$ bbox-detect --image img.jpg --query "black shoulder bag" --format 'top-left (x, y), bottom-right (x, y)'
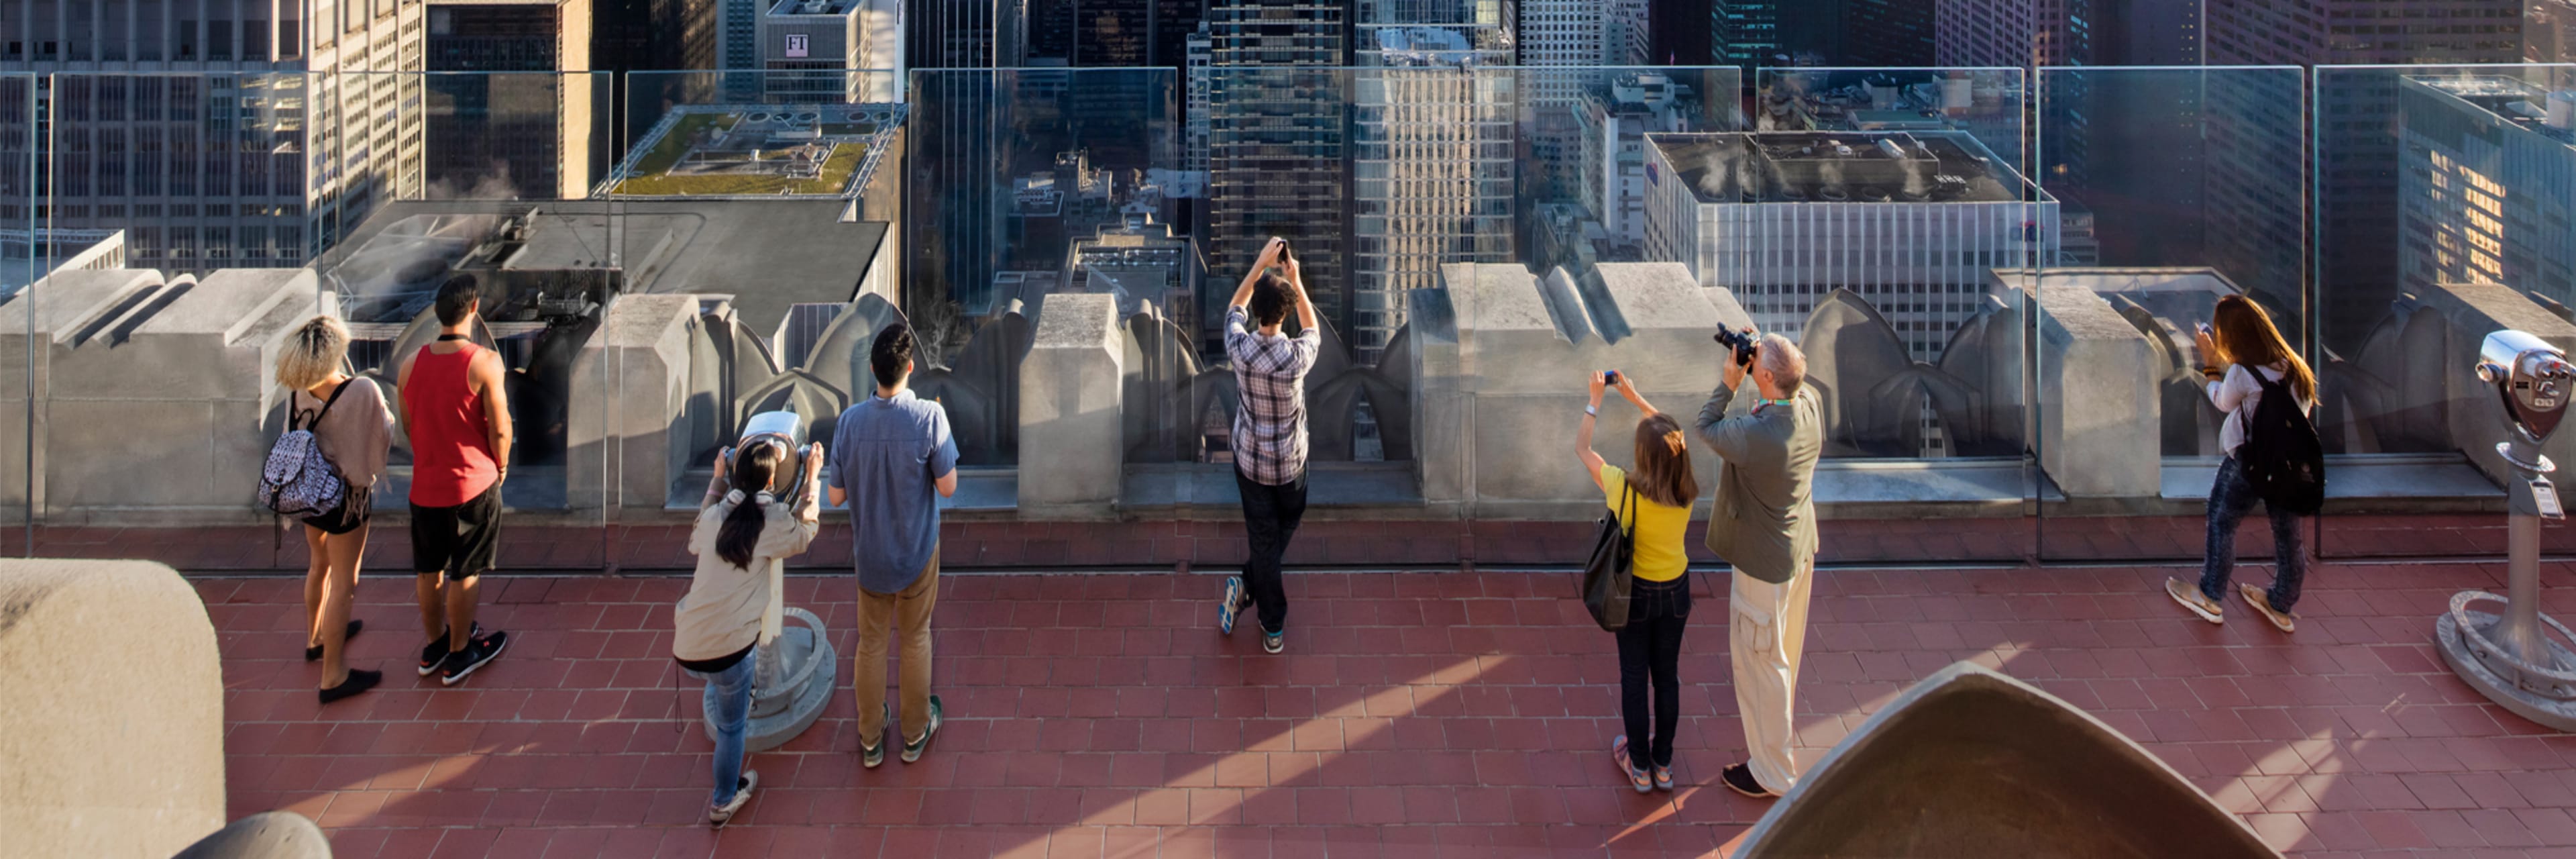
top-left (1580, 483), bottom-right (1638, 632)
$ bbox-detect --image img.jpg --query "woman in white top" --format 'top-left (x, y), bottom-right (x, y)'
top-left (673, 439), bottom-right (822, 827)
top-left (2167, 295), bottom-right (2315, 634)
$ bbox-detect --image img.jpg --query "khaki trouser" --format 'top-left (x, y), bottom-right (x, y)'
top-left (1731, 561), bottom-right (1813, 793)
top-left (856, 549), bottom-right (939, 749)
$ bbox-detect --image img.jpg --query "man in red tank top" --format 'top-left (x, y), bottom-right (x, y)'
top-left (398, 274), bottom-right (515, 687)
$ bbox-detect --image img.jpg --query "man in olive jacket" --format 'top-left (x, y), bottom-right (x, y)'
top-left (1695, 330), bottom-right (1823, 799)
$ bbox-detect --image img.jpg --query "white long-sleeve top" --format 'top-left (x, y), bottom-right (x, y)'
top-left (2208, 362), bottom-right (2314, 456)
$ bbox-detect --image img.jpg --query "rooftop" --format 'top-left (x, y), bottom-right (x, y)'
top-left (1649, 131), bottom-right (2032, 205)
top-left (2408, 74), bottom-right (2576, 146)
top-left (767, 0), bottom-right (867, 15)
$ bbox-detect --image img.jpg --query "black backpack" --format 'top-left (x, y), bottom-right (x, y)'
top-left (2238, 366), bottom-right (2324, 515)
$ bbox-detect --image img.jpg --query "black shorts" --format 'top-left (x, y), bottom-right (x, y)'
top-left (411, 485), bottom-right (502, 580)
top-left (303, 487), bottom-right (371, 536)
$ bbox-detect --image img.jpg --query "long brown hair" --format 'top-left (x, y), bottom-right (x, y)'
top-left (715, 444), bottom-right (782, 568)
top-left (1629, 413), bottom-right (1699, 508)
top-left (2210, 295), bottom-right (2314, 402)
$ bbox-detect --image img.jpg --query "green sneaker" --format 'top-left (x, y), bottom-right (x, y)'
top-left (859, 703), bottom-right (889, 769)
top-left (901, 695), bottom-right (944, 764)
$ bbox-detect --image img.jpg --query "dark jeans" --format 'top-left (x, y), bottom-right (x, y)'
top-left (2200, 456), bottom-right (2306, 613)
top-left (1615, 575), bottom-right (1692, 769)
top-left (1236, 468), bottom-right (1308, 635)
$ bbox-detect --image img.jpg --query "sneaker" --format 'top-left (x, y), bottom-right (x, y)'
top-left (1720, 763), bottom-right (1780, 799)
top-left (2164, 578), bottom-right (2223, 625)
top-left (1262, 627), bottom-right (1285, 654)
top-left (1653, 764), bottom-right (1675, 792)
top-left (860, 704), bottom-right (889, 769)
top-left (317, 668), bottom-right (381, 704)
top-left (900, 696), bottom-right (944, 764)
top-left (418, 622), bottom-right (478, 676)
top-left (1611, 736), bottom-right (1652, 794)
top-left (2237, 583), bottom-right (2298, 634)
top-left (1217, 576), bottom-right (1248, 635)
top-left (706, 771), bottom-right (758, 827)
top-left (307, 619), bottom-right (363, 662)
top-left (438, 629), bottom-right (509, 687)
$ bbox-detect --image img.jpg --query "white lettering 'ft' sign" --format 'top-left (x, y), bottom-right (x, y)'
top-left (785, 34), bottom-right (810, 58)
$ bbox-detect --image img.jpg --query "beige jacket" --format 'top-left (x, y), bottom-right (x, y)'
top-left (672, 474), bottom-right (821, 662)
top-left (1695, 380), bottom-right (1823, 584)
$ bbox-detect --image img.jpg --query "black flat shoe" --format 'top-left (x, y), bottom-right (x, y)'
top-left (319, 668), bottom-right (382, 704)
top-left (305, 619), bottom-right (364, 662)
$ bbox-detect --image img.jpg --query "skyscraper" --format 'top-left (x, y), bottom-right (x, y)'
top-left (1933, 0), bottom-right (2090, 67)
top-left (1205, 0), bottom-right (1352, 346)
top-left (1845, 0), bottom-right (1937, 66)
top-left (2397, 75), bottom-right (2576, 307)
top-left (2528, 0), bottom-right (2576, 62)
top-left (4, 0), bottom-right (427, 274)
top-left (2204, 0), bottom-right (2526, 351)
top-left (1352, 21), bottom-right (1516, 361)
top-left (425, 0), bottom-right (598, 200)
top-left (906, 0), bottom-right (1010, 318)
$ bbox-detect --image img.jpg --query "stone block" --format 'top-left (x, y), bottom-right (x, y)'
top-left (0, 559), bottom-right (224, 858)
top-left (569, 294), bottom-right (700, 511)
top-left (1426, 262), bottom-right (1735, 515)
top-left (1018, 293), bottom-right (1124, 517)
top-left (2034, 283), bottom-right (2161, 498)
top-left (2416, 283), bottom-right (2576, 487)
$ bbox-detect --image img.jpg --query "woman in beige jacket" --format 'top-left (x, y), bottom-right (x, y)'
top-left (673, 438), bottom-right (822, 826)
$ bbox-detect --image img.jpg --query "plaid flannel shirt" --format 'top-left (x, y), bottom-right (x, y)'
top-left (1224, 305), bottom-right (1321, 485)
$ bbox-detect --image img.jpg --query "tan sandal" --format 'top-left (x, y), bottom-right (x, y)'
top-left (2165, 578), bottom-right (2222, 624)
top-left (2237, 583), bottom-right (2296, 634)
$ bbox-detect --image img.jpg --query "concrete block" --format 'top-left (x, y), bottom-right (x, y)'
top-left (0, 559), bottom-right (224, 858)
top-left (172, 811), bottom-right (332, 859)
top-left (2417, 283), bottom-right (2576, 487)
top-left (2035, 283), bottom-right (2161, 498)
top-left (1018, 293), bottom-right (1123, 517)
top-left (569, 294), bottom-right (700, 511)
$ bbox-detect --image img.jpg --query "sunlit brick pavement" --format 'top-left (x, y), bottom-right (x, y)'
top-left (205, 562), bottom-right (2576, 858)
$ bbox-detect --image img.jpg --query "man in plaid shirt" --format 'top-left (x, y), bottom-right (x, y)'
top-left (1216, 237), bottom-right (1320, 654)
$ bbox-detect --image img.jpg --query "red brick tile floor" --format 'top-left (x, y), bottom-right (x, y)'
top-left (205, 561), bottom-right (2576, 858)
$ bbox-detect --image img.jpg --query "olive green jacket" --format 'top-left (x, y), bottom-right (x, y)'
top-left (1695, 380), bottom-right (1823, 583)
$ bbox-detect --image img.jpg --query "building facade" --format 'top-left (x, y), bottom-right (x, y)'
top-left (1352, 23), bottom-right (1516, 362)
top-left (1204, 0), bottom-right (1352, 349)
top-left (762, 0), bottom-right (903, 102)
top-left (3, 0), bottom-right (427, 275)
top-left (2398, 75), bottom-right (2576, 307)
top-left (1579, 72), bottom-right (1695, 248)
top-left (1645, 131), bottom-right (2059, 361)
top-left (425, 0), bottom-right (596, 200)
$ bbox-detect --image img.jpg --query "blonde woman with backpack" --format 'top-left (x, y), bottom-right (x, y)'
top-left (2167, 295), bottom-right (2316, 634)
top-left (278, 316), bottom-right (396, 703)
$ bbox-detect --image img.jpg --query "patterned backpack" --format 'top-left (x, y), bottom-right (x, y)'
top-left (257, 381), bottom-right (354, 517)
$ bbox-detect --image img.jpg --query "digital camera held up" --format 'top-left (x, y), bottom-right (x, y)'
top-left (1712, 326), bottom-right (1758, 368)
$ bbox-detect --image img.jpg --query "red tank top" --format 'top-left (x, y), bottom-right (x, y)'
top-left (403, 342), bottom-right (500, 507)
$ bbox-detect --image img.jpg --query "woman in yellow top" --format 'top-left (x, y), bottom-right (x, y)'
top-left (1578, 368), bottom-right (1701, 794)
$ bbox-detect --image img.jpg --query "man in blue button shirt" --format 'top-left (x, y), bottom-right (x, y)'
top-left (827, 323), bottom-right (960, 769)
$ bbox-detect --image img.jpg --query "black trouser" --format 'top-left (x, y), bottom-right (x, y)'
top-left (1616, 575), bottom-right (1693, 770)
top-left (1236, 468), bottom-right (1308, 635)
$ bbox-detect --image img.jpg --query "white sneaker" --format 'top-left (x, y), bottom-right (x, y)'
top-left (707, 770), bottom-right (758, 827)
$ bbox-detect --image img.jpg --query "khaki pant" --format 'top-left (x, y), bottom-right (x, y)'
top-left (1731, 562), bottom-right (1813, 793)
top-left (856, 550), bottom-right (939, 749)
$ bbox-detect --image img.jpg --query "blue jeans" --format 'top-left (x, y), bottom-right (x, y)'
top-left (688, 646), bottom-right (758, 807)
top-left (2200, 456), bottom-right (2305, 613)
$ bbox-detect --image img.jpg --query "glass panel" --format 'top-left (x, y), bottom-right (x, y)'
top-left (0, 73), bottom-right (32, 558)
top-left (2313, 64), bottom-right (2576, 559)
top-left (34, 72), bottom-right (325, 568)
top-left (1745, 68), bottom-right (2037, 564)
top-left (2031, 66), bottom-right (2308, 562)
top-left (619, 69), bottom-right (917, 572)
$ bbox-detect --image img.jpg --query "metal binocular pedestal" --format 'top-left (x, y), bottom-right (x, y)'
top-left (2437, 330), bottom-right (2576, 731)
top-left (702, 411), bottom-right (839, 752)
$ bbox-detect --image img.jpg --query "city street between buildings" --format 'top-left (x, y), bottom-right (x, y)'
top-left (206, 562), bottom-right (2576, 858)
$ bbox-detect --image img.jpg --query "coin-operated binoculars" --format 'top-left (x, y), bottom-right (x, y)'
top-left (2437, 330), bottom-right (2576, 729)
top-left (702, 410), bottom-right (839, 751)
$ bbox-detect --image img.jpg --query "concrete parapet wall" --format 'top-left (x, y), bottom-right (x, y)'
top-left (1019, 293), bottom-right (1124, 518)
top-left (0, 558), bottom-right (224, 856)
top-left (2034, 282), bottom-right (2161, 498)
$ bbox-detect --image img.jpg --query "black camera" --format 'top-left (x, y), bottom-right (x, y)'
top-left (1713, 327), bottom-right (1758, 368)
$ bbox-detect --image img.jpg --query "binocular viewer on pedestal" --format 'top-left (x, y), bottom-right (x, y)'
top-left (2439, 330), bottom-right (2576, 730)
top-left (699, 410), bottom-right (839, 752)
